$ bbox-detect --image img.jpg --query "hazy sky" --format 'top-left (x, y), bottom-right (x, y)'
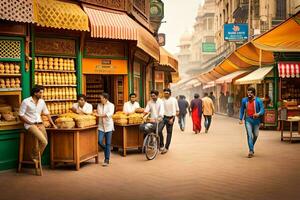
top-left (159, 0), bottom-right (204, 55)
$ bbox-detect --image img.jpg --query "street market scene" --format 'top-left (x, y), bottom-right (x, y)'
top-left (0, 0), bottom-right (300, 200)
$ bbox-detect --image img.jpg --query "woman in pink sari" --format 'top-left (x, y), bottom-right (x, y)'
top-left (189, 93), bottom-right (203, 134)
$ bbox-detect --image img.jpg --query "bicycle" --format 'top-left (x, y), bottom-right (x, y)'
top-left (142, 119), bottom-right (161, 160)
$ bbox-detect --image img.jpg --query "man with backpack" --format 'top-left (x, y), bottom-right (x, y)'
top-left (239, 87), bottom-right (265, 158)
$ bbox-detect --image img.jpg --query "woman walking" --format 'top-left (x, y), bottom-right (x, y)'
top-left (189, 93), bottom-right (203, 134)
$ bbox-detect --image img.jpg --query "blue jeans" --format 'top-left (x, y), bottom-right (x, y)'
top-left (178, 114), bottom-right (186, 130)
top-left (245, 119), bottom-right (259, 152)
top-left (98, 131), bottom-right (112, 161)
top-left (204, 115), bottom-right (212, 130)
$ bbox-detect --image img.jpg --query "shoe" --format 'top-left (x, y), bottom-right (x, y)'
top-left (161, 148), bottom-right (168, 154)
top-left (159, 147), bottom-right (164, 151)
top-left (205, 129), bottom-right (208, 133)
top-left (102, 160), bottom-right (109, 167)
top-left (247, 152), bottom-right (254, 158)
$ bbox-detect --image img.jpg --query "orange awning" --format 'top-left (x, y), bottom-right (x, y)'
top-left (252, 11), bottom-right (300, 52)
top-left (83, 5), bottom-right (159, 60)
top-left (158, 47), bottom-right (178, 72)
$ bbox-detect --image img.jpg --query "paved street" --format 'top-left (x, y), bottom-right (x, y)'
top-left (1, 115), bottom-right (300, 200)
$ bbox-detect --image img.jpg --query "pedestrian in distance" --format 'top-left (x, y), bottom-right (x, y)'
top-left (202, 92), bottom-right (215, 133)
top-left (177, 95), bottom-right (189, 132)
top-left (189, 93), bottom-right (203, 134)
top-left (239, 87), bottom-right (265, 158)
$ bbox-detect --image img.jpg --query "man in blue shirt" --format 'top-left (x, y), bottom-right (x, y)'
top-left (239, 87), bottom-right (265, 158)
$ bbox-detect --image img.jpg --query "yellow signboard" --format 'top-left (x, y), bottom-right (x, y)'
top-left (82, 58), bottom-right (128, 75)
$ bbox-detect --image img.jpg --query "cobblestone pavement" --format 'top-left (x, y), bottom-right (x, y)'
top-left (1, 115), bottom-right (300, 200)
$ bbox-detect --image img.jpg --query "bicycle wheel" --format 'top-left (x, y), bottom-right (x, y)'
top-left (144, 133), bottom-right (159, 160)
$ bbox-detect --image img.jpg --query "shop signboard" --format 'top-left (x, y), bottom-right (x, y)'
top-left (224, 23), bottom-right (248, 41)
top-left (264, 109), bottom-right (277, 126)
top-left (202, 42), bottom-right (216, 53)
top-left (82, 58), bottom-right (128, 75)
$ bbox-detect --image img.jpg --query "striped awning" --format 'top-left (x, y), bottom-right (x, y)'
top-left (278, 62), bottom-right (300, 78)
top-left (215, 70), bottom-right (249, 84)
top-left (203, 81), bottom-right (215, 89)
top-left (235, 66), bottom-right (273, 85)
top-left (83, 5), bottom-right (159, 60)
top-left (158, 47), bottom-right (178, 72)
top-left (0, 0), bottom-right (34, 23)
top-left (33, 0), bottom-right (89, 31)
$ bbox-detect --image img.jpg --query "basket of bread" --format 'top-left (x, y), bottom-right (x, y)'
top-left (55, 117), bottom-right (75, 129)
top-left (128, 113), bottom-right (144, 124)
top-left (57, 112), bottom-right (97, 128)
top-left (112, 111), bottom-right (129, 125)
top-left (0, 102), bottom-right (21, 129)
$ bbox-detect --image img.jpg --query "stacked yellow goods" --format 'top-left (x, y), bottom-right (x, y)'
top-left (43, 87), bottom-right (76, 100)
top-left (47, 102), bottom-right (73, 115)
top-left (35, 57), bottom-right (75, 71)
top-left (0, 78), bottom-right (21, 88)
top-left (74, 115), bottom-right (97, 128)
top-left (112, 111), bottom-right (128, 125)
top-left (55, 117), bottom-right (75, 129)
top-left (128, 113), bottom-right (144, 124)
top-left (59, 112), bottom-right (96, 128)
top-left (0, 62), bottom-right (20, 74)
top-left (34, 72), bottom-right (76, 85)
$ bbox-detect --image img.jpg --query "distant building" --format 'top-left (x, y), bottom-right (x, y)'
top-left (177, 31), bottom-right (192, 79)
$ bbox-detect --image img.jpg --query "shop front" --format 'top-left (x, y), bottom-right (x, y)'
top-left (0, 0), bottom-right (34, 170)
top-left (277, 61), bottom-right (300, 132)
top-left (215, 70), bottom-right (250, 117)
top-left (82, 41), bottom-right (129, 111)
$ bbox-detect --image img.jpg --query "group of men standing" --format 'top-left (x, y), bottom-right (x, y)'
top-left (19, 84), bottom-right (264, 173)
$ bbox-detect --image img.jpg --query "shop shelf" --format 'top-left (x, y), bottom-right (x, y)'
top-left (44, 99), bottom-right (76, 102)
top-left (0, 88), bottom-right (22, 92)
top-left (42, 85), bottom-right (77, 87)
top-left (0, 74), bottom-right (21, 77)
top-left (35, 69), bottom-right (76, 73)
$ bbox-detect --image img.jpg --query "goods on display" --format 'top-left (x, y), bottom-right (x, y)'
top-left (112, 111), bottom-right (129, 125)
top-left (34, 72), bottom-right (76, 85)
top-left (47, 102), bottom-right (73, 115)
top-left (43, 87), bottom-right (77, 100)
top-left (33, 56), bottom-right (78, 116)
top-left (135, 108), bottom-right (144, 113)
top-left (34, 57), bottom-right (75, 71)
top-left (0, 62), bottom-right (21, 89)
top-left (55, 117), bottom-right (75, 129)
top-left (59, 112), bottom-right (97, 128)
top-left (113, 111), bottom-right (144, 125)
top-left (128, 113), bottom-right (144, 124)
top-left (0, 100), bottom-right (21, 128)
top-left (86, 75), bottom-right (104, 108)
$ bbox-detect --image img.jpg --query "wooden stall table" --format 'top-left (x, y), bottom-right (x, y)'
top-left (112, 123), bottom-right (143, 156)
top-left (280, 117), bottom-right (300, 143)
top-left (47, 125), bottom-right (98, 170)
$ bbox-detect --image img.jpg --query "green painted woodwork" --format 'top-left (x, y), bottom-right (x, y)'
top-left (0, 130), bottom-right (20, 171)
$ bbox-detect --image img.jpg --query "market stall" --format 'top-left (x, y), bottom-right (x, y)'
top-left (112, 111), bottom-right (144, 156)
top-left (278, 61), bottom-right (300, 135)
top-left (48, 113), bottom-right (98, 170)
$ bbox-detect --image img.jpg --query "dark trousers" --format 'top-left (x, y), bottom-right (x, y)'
top-left (158, 116), bottom-right (174, 150)
top-left (204, 115), bottom-right (212, 130)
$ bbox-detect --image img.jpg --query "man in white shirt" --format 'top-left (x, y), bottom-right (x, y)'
top-left (19, 85), bottom-right (56, 163)
top-left (140, 90), bottom-right (164, 140)
top-left (159, 88), bottom-right (179, 154)
top-left (72, 94), bottom-right (93, 115)
top-left (144, 90), bottom-right (164, 122)
top-left (123, 93), bottom-right (140, 114)
top-left (95, 93), bottom-right (115, 167)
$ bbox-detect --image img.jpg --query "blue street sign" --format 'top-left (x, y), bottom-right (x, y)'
top-left (224, 24), bottom-right (248, 41)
